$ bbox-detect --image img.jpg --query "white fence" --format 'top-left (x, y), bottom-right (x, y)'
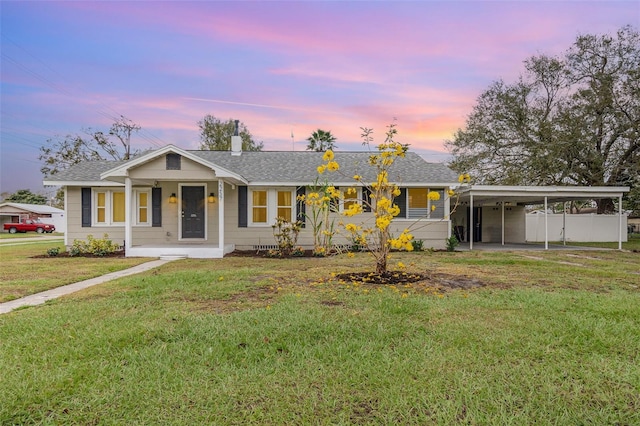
top-left (526, 213), bottom-right (627, 242)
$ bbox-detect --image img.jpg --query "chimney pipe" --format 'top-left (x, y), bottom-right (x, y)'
top-left (231, 120), bottom-right (242, 155)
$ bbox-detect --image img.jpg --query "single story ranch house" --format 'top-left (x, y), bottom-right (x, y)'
top-left (44, 143), bottom-right (629, 257)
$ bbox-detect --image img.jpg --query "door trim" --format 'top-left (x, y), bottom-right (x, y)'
top-left (178, 183), bottom-right (208, 241)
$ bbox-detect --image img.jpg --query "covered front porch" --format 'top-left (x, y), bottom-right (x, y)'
top-left (98, 145), bottom-right (248, 259)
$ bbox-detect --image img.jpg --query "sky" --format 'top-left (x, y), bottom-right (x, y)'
top-left (1, 1), bottom-right (638, 198)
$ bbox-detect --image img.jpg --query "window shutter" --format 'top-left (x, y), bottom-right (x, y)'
top-left (396, 188), bottom-right (407, 219)
top-left (362, 187), bottom-right (372, 212)
top-left (81, 187), bottom-right (91, 227)
top-left (238, 186), bottom-right (248, 227)
top-left (152, 187), bottom-right (162, 227)
top-left (296, 186), bottom-right (306, 227)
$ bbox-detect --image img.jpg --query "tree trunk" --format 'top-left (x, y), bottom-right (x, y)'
top-left (596, 198), bottom-right (616, 214)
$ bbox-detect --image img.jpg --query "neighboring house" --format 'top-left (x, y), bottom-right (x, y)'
top-left (0, 202), bottom-right (66, 233)
top-left (44, 144), bottom-right (460, 258)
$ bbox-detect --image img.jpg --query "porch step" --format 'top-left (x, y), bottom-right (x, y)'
top-left (159, 254), bottom-right (188, 260)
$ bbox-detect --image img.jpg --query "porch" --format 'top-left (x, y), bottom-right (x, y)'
top-left (126, 243), bottom-right (236, 259)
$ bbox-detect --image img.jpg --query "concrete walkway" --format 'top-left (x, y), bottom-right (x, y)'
top-left (0, 259), bottom-right (174, 315)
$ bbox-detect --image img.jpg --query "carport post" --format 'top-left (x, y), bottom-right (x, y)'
top-left (619, 194), bottom-right (623, 250)
top-left (501, 201), bottom-right (505, 246)
top-left (469, 194), bottom-right (474, 250)
top-left (544, 196), bottom-right (548, 250)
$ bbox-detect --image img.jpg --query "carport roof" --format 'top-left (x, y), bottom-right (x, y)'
top-left (456, 185), bottom-right (630, 206)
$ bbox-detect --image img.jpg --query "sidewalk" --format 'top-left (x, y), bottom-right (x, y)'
top-left (0, 259), bottom-right (174, 315)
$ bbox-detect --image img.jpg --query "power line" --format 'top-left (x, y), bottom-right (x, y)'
top-left (1, 35), bottom-right (167, 149)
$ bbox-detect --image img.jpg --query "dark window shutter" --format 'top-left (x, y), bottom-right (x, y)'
top-left (296, 186), bottom-right (306, 227)
top-left (362, 187), bottom-right (372, 212)
top-left (396, 188), bottom-right (407, 219)
top-left (152, 187), bottom-right (162, 227)
top-left (238, 186), bottom-right (248, 227)
top-left (81, 187), bottom-right (91, 227)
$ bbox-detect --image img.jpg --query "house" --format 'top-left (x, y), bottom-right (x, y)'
top-left (0, 202), bottom-right (66, 233)
top-left (44, 144), bottom-right (460, 258)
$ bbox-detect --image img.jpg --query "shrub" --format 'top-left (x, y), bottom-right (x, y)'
top-left (445, 236), bottom-right (459, 252)
top-left (271, 217), bottom-right (302, 257)
top-left (46, 247), bottom-right (60, 257)
top-left (411, 239), bottom-right (425, 252)
top-left (69, 234), bottom-right (120, 257)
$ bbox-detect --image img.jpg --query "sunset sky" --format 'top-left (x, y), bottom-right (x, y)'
top-left (1, 1), bottom-right (637, 196)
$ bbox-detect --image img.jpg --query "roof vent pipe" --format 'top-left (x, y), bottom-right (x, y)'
top-left (231, 120), bottom-right (242, 156)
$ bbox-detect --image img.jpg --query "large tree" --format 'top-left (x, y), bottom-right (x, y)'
top-left (39, 116), bottom-right (141, 177)
top-left (306, 129), bottom-right (337, 151)
top-left (198, 115), bottom-right (263, 151)
top-left (446, 26), bottom-right (640, 213)
top-left (5, 189), bottom-right (48, 205)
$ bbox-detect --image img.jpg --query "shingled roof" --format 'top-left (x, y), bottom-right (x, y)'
top-left (45, 150), bottom-right (459, 186)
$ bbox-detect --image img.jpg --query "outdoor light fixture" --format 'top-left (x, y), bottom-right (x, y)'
top-left (169, 193), bottom-right (177, 203)
top-left (208, 192), bottom-right (217, 203)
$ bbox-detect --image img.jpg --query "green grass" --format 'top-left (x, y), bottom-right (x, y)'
top-left (549, 233), bottom-right (640, 251)
top-left (0, 231), bottom-right (64, 239)
top-left (1, 250), bottom-right (639, 424)
top-left (0, 242), bottom-right (152, 302)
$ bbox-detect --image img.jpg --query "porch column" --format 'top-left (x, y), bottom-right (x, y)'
top-left (469, 194), bottom-right (474, 250)
top-left (619, 194), bottom-right (623, 250)
top-left (218, 180), bottom-right (225, 253)
top-left (124, 177), bottom-right (132, 251)
top-left (544, 196), bottom-right (548, 250)
top-left (445, 191), bottom-right (451, 239)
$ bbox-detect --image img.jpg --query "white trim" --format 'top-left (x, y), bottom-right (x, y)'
top-left (44, 181), bottom-right (122, 187)
top-left (100, 145), bottom-right (247, 184)
top-left (124, 178), bottom-right (132, 251)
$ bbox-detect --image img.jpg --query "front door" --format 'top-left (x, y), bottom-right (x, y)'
top-left (182, 186), bottom-right (205, 239)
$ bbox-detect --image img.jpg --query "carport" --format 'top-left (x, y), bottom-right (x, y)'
top-left (455, 186), bottom-right (630, 250)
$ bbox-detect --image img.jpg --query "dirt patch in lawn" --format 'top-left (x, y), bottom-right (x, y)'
top-left (334, 271), bottom-right (485, 290)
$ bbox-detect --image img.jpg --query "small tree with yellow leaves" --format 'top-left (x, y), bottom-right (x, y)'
top-left (317, 123), bottom-right (449, 275)
top-left (296, 177), bottom-right (340, 256)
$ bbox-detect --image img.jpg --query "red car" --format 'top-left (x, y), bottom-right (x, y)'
top-left (3, 219), bottom-right (56, 234)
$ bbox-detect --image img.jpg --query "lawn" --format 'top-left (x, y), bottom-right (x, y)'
top-left (1, 246), bottom-right (638, 424)
top-left (0, 241), bottom-right (151, 302)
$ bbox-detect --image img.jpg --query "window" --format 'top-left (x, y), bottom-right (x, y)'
top-left (112, 192), bottom-right (125, 223)
top-left (343, 187), bottom-right (360, 211)
top-left (252, 190), bottom-right (268, 224)
top-left (408, 188), bottom-right (428, 219)
top-left (93, 188), bottom-right (151, 226)
top-left (277, 190), bottom-right (292, 222)
top-left (249, 189), bottom-right (295, 226)
top-left (94, 190), bottom-right (125, 225)
top-left (166, 153), bottom-right (181, 170)
top-left (135, 189), bottom-right (151, 225)
top-left (96, 192), bottom-right (106, 223)
top-left (405, 188), bottom-right (445, 219)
